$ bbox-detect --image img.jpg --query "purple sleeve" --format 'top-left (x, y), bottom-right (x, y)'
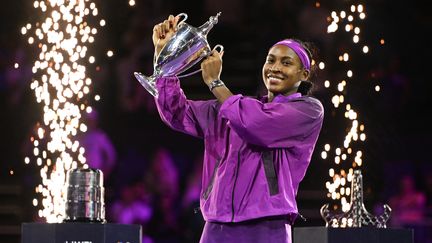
top-left (219, 94), bottom-right (323, 148)
top-left (154, 77), bottom-right (218, 138)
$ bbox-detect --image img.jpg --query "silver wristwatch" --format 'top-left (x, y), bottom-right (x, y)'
top-left (208, 79), bottom-right (225, 91)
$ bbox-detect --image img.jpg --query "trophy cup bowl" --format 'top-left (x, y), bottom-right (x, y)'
top-left (134, 12), bottom-right (224, 97)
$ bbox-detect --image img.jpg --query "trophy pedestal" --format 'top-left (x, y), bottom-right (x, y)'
top-left (293, 226), bottom-right (413, 243)
top-left (21, 222), bottom-right (142, 243)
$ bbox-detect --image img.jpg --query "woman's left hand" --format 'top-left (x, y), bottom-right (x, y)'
top-left (201, 50), bottom-right (224, 86)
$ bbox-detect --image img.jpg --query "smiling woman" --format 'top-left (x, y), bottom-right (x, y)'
top-left (146, 13), bottom-right (324, 243)
top-left (262, 39), bottom-right (318, 101)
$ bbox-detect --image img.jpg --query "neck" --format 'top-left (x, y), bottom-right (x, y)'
top-left (267, 93), bottom-right (274, 102)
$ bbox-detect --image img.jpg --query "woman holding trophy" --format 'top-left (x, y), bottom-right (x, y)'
top-left (150, 14), bottom-right (324, 243)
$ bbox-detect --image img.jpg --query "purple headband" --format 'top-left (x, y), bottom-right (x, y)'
top-left (273, 39), bottom-right (311, 71)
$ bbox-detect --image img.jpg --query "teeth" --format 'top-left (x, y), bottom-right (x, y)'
top-left (267, 75), bottom-right (283, 80)
top-left (268, 77), bottom-right (282, 82)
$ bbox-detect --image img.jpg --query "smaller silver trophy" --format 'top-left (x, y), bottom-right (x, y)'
top-left (134, 12), bottom-right (224, 97)
top-left (320, 170), bottom-right (391, 228)
top-left (64, 168), bottom-right (106, 223)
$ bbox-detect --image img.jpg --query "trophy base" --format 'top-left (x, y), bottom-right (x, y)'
top-left (134, 72), bottom-right (158, 97)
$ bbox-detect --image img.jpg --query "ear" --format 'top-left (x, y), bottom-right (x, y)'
top-left (301, 69), bottom-right (310, 81)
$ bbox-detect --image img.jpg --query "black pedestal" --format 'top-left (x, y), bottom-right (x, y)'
top-left (293, 226), bottom-right (413, 243)
top-left (21, 222), bottom-right (142, 243)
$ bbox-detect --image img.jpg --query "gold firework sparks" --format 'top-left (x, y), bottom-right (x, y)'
top-left (322, 3), bottom-right (375, 218)
top-left (22, 0), bottom-right (104, 223)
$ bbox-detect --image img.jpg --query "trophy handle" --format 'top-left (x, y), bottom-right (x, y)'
top-left (176, 13), bottom-right (188, 26)
top-left (212, 44), bottom-right (224, 53)
top-left (177, 44), bottom-right (225, 78)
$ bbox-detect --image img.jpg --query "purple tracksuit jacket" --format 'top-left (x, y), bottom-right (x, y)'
top-left (155, 77), bottom-right (324, 224)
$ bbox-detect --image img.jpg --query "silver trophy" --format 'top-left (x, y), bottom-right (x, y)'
top-left (64, 168), bottom-right (106, 223)
top-left (134, 12), bottom-right (224, 97)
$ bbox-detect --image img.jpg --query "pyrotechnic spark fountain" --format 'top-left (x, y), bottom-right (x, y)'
top-left (22, 0), bottom-right (105, 223)
top-left (320, 2), bottom-right (380, 219)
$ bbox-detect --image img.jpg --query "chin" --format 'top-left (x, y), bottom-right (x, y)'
top-left (268, 87), bottom-right (282, 94)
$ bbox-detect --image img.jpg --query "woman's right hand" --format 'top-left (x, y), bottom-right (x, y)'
top-left (153, 15), bottom-right (180, 57)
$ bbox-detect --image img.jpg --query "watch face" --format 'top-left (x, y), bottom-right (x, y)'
top-left (209, 80), bottom-right (224, 91)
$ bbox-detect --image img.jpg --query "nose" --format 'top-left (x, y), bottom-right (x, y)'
top-left (269, 63), bottom-right (281, 72)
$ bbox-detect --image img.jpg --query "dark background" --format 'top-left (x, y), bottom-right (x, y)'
top-left (1, 0), bottom-right (431, 242)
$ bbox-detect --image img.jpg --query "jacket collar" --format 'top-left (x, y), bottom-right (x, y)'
top-left (261, 93), bottom-right (302, 103)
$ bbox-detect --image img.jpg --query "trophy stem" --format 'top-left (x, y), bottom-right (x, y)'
top-left (134, 72), bottom-right (158, 97)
